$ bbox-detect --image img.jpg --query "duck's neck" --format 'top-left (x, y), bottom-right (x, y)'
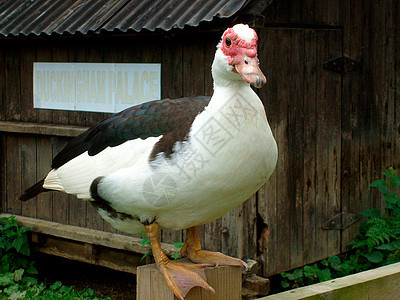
top-left (208, 49), bottom-right (262, 112)
top-left (208, 79), bottom-right (257, 113)
top-left (211, 48), bottom-right (247, 88)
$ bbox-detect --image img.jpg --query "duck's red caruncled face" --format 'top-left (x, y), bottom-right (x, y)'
top-left (220, 26), bottom-right (266, 88)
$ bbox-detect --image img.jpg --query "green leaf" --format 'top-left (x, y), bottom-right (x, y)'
top-left (50, 281), bottom-right (62, 290)
top-left (393, 208), bottom-right (400, 217)
top-left (21, 276), bottom-right (37, 285)
top-left (327, 255), bottom-right (341, 266)
top-left (13, 269), bottom-right (24, 282)
top-left (281, 280), bottom-right (290, 288)
top-left (20, 226), bottom-right (31, 234)
top-left (4, 241), bottom-right (13, 252)
top-left (26, 264), bottom-right (38, 275)
top-left (286, 272), bottom-right (295, 280)
top-left (19, 242), bottom-right (30, 256)
top-left (303, 265), bottom-right (317, 280)
top-left (173, 242), bottom-right (184, 248)
top-left (84, 288), bottom-right (95, 296)
top-left (370, 179), bottom-right (386, 188)
top-left (303, 265), bottom-right (315, 273)
top-left (12, 237), bottom-right (23, 253)
top-left (320, 259), bottom-right (328, 266)
top-left (360, 209), bottom-right (381, 218)
top-left (378, 187), bottom-right (390, 196)
top-left (141, 250), bottom-right (151, 261)
top-left (0, 273), bottom-right (14, 287)
top-left (288, 268), bottom-right (303, 280)
top-left (376, 242), bottom-right (396, 251)
top-left (384, 195), bottom-right (398, 204)
top-left (171, 252), bottom-right (180, 260)
top-left (364, 250), bottom-right (384, 263)
top-left (382, 168), bottom-right (396, 177)
top-left (141, 238), bottom-right (150, 247)
top-left (336, 262), bottom-right (353, 275)
top-left (3, 284), bottom-right (20, 296)
top-left (392, 175), bottom-right (400, 186)
top-left (316, 268), bottom-right (331, 281)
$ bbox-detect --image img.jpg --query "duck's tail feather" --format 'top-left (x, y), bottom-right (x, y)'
top-left (19, 179), bottom-right (50, 202)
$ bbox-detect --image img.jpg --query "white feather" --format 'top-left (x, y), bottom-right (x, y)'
top-left (43, 137), bottom-right (161, 199)
top-left (232, 24), bottom-right (256, 43)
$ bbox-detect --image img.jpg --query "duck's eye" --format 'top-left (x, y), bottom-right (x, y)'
top-left (225, 38), bottom-right (232, 47)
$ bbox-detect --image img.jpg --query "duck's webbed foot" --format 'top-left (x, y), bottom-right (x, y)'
top-left (180, 226), bottom-right (248, 269)
top-left (144, 223), bottom-right (215, 299)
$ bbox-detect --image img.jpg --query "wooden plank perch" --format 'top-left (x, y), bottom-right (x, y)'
top-left (1, 214), bottom-right (179, 274)
top-left (137, 261), bottom-right (242, 300)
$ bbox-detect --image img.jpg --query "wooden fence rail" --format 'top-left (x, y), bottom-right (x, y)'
top-left (260, 262), bottom-right (400, 300)
top-left (0, 121), bottom-right (87, 137)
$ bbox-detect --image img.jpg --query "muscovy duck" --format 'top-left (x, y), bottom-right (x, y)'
top-left (20, 24), bottom-right (278, 299)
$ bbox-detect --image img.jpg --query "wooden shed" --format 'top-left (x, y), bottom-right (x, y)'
top-left (0, 0), bottom-right (399, 280)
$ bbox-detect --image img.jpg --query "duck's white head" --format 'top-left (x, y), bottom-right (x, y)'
top-left (212, 24), bottom-right (266, 88)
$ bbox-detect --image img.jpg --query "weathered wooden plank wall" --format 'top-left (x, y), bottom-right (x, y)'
top-left (256, 0), bottom-right (400, 276)
top-left (257, 27), bottom-right (342, 275)
top-left (0, 0), bottom-right (399, 278)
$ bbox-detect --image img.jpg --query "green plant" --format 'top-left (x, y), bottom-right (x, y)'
top-left (0, 216), bottom-right (37, 298)
top-left (0, 216), bottom-right (37, 278)
top-left (0, 216), bottom-right (111, 299)
top-left (140, 235), bottom-right (151, 261)
top-left (171, 242), bottom-right (185, 260)
top-left (139, 234), bottom-right (185, 260)
top-left (369, 167), bottom-right (400, 216)
top-left (281, 261), bottom-right (334, 289)
top-left (350, 167), bottom-right (400, 265)
top-left (280, 168), bottom-right (400, 290)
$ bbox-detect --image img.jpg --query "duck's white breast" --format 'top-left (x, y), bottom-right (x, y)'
top-left (99, 85), bottom-right (277, 230)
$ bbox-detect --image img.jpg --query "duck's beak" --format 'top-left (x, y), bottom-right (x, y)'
top-left (234, 56), bottom-right (266, 88)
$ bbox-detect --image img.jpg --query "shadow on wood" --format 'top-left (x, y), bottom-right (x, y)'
top-left (137, 261), bottom-right (242, 300)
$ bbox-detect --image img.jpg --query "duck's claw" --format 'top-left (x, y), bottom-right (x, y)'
top-left (181, 226), bottom-right (248, 270)
top-left (158, 261), bottom-right (215, 299)
top-left (187, 249), bottom-right (248, 270)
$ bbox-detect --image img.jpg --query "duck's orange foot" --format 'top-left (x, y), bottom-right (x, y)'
top-left (159, 261), bottom-right (215, 300)
top-left (182, 248), bottom-right (248, 269)
top-left (144, 223), bottom-right (215, 299)
top-left (180, 226), bottom-right (248, 269)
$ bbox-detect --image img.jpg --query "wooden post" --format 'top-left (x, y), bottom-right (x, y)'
top-left (137, 262), bottom-right (242, 300)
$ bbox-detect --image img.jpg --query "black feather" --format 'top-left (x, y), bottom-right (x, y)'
top-left (19, 179), bottom-right (49, 202)
top-left (20, 96), bottom-right (210, 202)
top-left (51, 96), bottom-right (211, 169)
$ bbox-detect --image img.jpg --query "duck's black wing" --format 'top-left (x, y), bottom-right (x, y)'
top-left (20, 96), bottom-right (211, 201)
top-left (51, 96), bottom-right (211, 168)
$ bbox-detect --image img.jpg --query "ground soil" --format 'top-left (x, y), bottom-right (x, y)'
top-left (34, 253), bottom-right (136, 299)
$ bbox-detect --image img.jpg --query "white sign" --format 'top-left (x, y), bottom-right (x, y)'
top-left (33, 63), bottom-right (161, 113)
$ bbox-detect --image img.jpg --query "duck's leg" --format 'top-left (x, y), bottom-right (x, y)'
top-left (144, 223), bottom-right (215, 299)
top-left (180, 226), bottom-right (248, 268)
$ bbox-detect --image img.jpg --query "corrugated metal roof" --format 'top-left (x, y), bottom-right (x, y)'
top-left (0, 0), bottom-right (251, 37)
